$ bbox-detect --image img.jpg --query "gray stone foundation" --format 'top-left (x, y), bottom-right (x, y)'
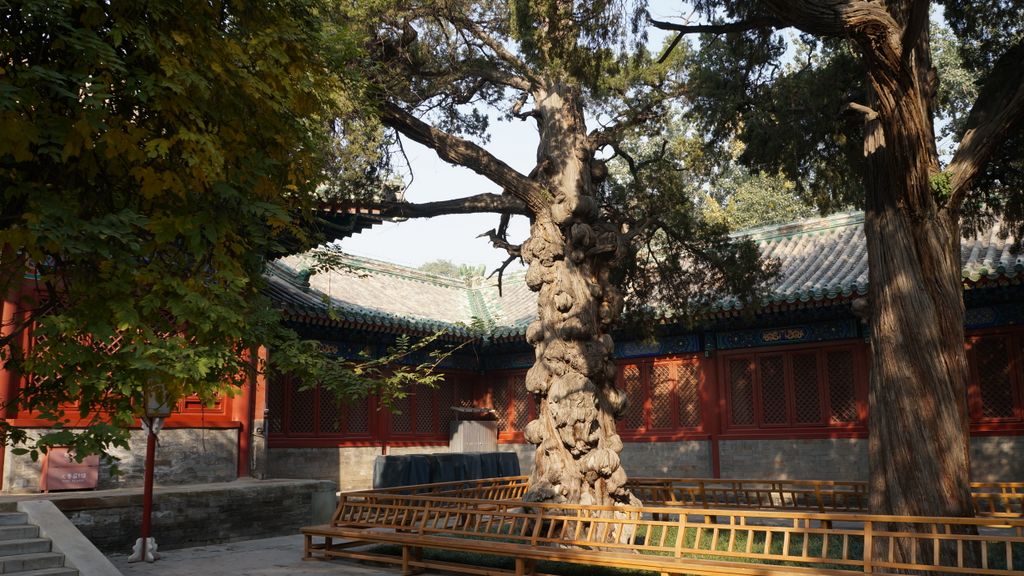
top-left (3, 428), bottom-right (238, 493)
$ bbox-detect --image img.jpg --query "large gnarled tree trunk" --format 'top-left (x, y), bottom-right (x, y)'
top-left (519, 82), bottom-right (637, 512)
top-left (381, 80), bottom-right (640, 518)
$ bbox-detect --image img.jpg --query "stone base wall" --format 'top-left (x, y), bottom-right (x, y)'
top-left (268, 445), bottom-right (446, 491)
top-left (620, 441), bottom-right (712, 477)
top-left (971, 436), bottom-right (1024, 481)
top-left (263, 435), bottom-right (1023, 492)
top-left (51, 479), bottom-right (336, 552)
top-left (3, 428), bottom-right (238, 493)
top-left (718, 438), bottom-right (868, 480)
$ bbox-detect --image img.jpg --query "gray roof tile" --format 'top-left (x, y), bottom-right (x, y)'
top-left (268, 211), bottom-right (1021, 338)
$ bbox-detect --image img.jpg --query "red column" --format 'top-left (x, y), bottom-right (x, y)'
top-left (700, 351), bottom-right (722, 478)
top-left (231, 348), bottom-right (259, 478)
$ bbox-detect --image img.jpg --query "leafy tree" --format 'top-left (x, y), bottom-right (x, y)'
top-left (418, 260), bottom-right (487, 279)
top-left (651, 0), bottom-right (1024, 564)
top-left (0, 0), bottom-right (376, 460)
top-left (342, 0), bottom-right (774, 519)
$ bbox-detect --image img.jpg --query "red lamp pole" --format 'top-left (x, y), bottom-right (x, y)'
top-left (129, 383), bottom-right (171, 563)
top-left (140, 425), bottom-right (157, 561)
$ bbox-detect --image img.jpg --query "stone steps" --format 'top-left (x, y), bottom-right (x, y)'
top-left (0, 512), bottom-right (77, 576)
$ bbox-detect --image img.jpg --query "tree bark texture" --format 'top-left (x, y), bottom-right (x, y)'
top-left (517, 82), bottom-right (641, 525)
top-left (757, 0), bottom-right (984, 569)
top-left (855, 4), bottom-right (978, 569)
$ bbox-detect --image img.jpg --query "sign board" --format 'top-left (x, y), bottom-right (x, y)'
top-left (40, 447), bottom-right (99, 492)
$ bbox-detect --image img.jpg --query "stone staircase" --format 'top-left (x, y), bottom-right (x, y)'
top-left (0, 506), bottom-right (77, 576)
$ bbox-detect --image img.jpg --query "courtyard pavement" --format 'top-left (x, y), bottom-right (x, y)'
top-left (108, 534), bottom-right (401, 576)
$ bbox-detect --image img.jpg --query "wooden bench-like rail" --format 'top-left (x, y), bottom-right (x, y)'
top-left (351, 476), bottom-right (1024, 518)
top-left (303, 490), bottom-right (1024, 576)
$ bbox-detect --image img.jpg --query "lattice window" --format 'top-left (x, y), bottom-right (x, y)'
top-left (975, 336), bottom-right (1016, 419)
top-left (650, 364), bottom-right (675, 429)
top-left (267, 377), bottom-right (284, 433)
top-left (344, 395), bottom-right (370, 433)
top-left (493, 378), bottom-right (511, 432)
top-left (390, 392), bottom-right (412, 434)
top-left (290, 386), bottom-right (316, 434)
top-left (511, 373), bottom-right (531, 432)
top-left (729, 359), bottom-right (754, 425)
top-left (438, 380), bottom-right (458, 436)
top-left (677, 363), bottom-right (701, 428)
top-left (622, 365), bottom-right (645, 429)
top-left (318, 387), bottom-right (342, 433)
top-left (414, 389), bottom-right (434, 434)
top-left (759, 356), bottom-right (787, 425)
top-left (793, 353), bottom-right (822, 424)
top-left (827, 351), bottom-right (858, 423)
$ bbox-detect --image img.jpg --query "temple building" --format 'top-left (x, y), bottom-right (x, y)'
top-left (264, 210), bottom-right (1024, 489)
top-left (1, 210), bottom-right (1022, 492)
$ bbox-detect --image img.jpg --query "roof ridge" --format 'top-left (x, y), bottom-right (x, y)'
top-left (319, 250), bottom-right (472, 289)
top-left (736, 210), bottom-right (864, 242)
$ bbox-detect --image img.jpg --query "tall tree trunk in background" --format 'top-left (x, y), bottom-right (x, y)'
top-left (859, 9), bottom-right (977, 567)
top-left (519, 82), bottom-right (640, 514)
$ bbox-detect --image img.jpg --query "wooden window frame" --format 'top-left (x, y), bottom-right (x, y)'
top-left (967, 327), bottom-right (1024, 432)
top-left (615, 355), bottom-right (706, 441)
top-left (718, 340), bottom-right (868, 437)
top-left (492, 370), bottom-right (535, 444)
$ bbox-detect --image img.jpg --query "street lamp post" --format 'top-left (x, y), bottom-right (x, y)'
top-left (127, 384), bottom-right (173, 563)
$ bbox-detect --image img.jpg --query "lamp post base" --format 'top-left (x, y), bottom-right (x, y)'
top-left (127, 537), bottom-right (160, 563)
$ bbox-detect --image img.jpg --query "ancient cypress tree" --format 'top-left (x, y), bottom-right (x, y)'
top-left (652, 0), bottom-right (1024, 563)
top-left (350, 1), bottom-right (771, 512)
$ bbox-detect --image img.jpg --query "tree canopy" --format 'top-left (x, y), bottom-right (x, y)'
top-left (0, 0), bottom-right (366, 458)
top-left (331, 0), bottom-right (779, 515)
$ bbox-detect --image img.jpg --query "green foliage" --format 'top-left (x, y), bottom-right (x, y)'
top-left (702, 171), bottom-right (817, 231)
top-left (418, 260), bottom-right (486, 279)
top-left (681, 3), bottom-right (1023, 233)
top-left (687, 32), bottom-right (865, 212)
top-left (0, 0), bottom-right (375, 458)
top-left (270, 331), bottom-right (464, 411)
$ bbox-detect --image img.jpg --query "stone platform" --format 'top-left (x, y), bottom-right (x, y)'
top-left (0, 478), bottom-right (337, 553)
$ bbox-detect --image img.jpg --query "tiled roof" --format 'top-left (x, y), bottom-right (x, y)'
top-left (266, 252), bottom-right (537, 339)
top-left (267, 211), bottom-right (1022, 339)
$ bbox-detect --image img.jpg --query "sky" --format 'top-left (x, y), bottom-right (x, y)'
top-left (339, 3), bottom-right (683, 271)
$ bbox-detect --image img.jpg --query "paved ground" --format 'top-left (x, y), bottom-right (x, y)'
top-left (108, 534), bottom-right (400, 576)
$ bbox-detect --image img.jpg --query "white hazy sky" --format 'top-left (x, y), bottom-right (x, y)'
top-left (340, 3), bottom-right (682, 271)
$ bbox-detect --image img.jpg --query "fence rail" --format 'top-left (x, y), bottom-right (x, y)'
top-left (345, 476), bottom-right (1024, 518)
top-left (306, 485), bottom-right (1024, 576)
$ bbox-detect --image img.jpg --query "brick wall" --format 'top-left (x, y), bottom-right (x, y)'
top-left (52, 479), bottom-right (336, 552)
top-left (3, 428), bottom-right (238, 493)
top-left (971, 436), bottom-right (1024, 481)
top-left (718, 438), bottom-right (867, 480)
top-left (268, 445), bottom-right (445, 491)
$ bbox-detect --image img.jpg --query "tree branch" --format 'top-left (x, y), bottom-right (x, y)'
top-left (380, 103), bottom-right (549, 213)
top-left (649, 15), bottom-right (785, 64)
top-left (457, 15), bottom-right (539, 88)
top-left (946, 40), bottom-right (1024, 210)
top-left (648, 15), bottom-right (784, 35)
top-left (899, 0), bottom-right (930, 64)
top-left (381, 193), bottom-right (530, 219)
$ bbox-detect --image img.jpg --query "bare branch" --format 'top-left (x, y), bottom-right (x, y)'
top-left (842, 101), bottom-right (879, 120)
top-left (946, 40), bottom-right (1024, 209)
top-left (648, 15), bottom-right (784, 35)
top-left (380, 103), bottom-right (549, 212)
top-left (478, 220), bottom-right (523, 297)
top-left (649, 15), bottom-right (784, 63)
top-left (382, 193), bottom-right (530, 219)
